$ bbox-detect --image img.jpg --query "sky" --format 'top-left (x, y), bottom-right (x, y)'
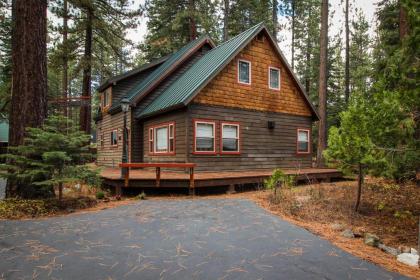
top-left (126, 0), bottom-right (380, 64)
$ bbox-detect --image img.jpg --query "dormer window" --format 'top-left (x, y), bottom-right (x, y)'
top-left (238, 60), bottom-right (251, 85)
top-left (102, 87), bottom-right (112, 110)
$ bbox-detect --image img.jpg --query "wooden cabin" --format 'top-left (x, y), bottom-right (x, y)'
top-left (96, 23), bottom-right (338, 191)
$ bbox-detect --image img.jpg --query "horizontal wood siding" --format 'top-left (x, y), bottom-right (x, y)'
top-left (143, 109), bottom-right (188, 163)
top-left (96, 109), bottom-right (132, 167)
top-left (187, 104), bottom-right (312, 172)
top-left (193, 34), bottom-right (313, 117)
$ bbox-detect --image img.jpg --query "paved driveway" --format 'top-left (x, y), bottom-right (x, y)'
top-left (0, 199), bottom-right (409, 279)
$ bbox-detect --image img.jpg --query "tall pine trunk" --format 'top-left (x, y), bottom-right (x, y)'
top-left (80, 8), bottom-right (93, 135)
top-left (272, 0), bottom-right (278, 41)
top-left (344, 0), bottom-right (350, 104)
top-left (188, 0), bottom-right (197, 41)
top-left (223, 0), bottom-right (229, 41)
top-left (62, 0), bottom-right (68, 117)
top-left (316, 0), bottom-right (328, 168)
top-left (291, 0), bottom-right (295, 70)
top-left (399, 1), bottom-right (408, 40)
top-left (8, 0), bottom-right (48, 197)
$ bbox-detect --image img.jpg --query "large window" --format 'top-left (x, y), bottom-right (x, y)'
top-left (221, 122), bottom-right (240, 154)
top-left (194, 121), bottom-right (215, 153)
top-left (238, 60), bottom-right (251, 85)
top-left (111, 130), bottom-right (118, 146)
top-left (297, 129), bottom-right (310, 154)
top-left (148, 122), bottom-right (175, 155)
top-left (269, 67), bottom-right (280, 90)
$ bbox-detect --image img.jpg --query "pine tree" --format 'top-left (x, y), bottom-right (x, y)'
top-left (0, 0), bottom-right (11, 119)
top-left (0, 115), bottom-right (98, 199)
top-left (141, 0), bottom-right (220, 60)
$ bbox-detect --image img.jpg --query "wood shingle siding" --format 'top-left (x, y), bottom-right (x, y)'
top-left (187, 104), bottom-right (312, 172)
top-left (193, 35), bottom-right (312, 117)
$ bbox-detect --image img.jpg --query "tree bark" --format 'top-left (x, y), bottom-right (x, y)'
top-left (305, 33), bottom-right (311, 95)
top-left (344, 0), bottom-right (350, 104)
top-left (316, 0), bottom-right (328, 167)
top-left (7, 0), bottom-right (48, 197)
top-left (80, 7), bottom-right (93, 135)
top-left (58, 182), bottom-right (63, 201)
top-left (188, 0), bottom-right (197, 41)
top-left (223, 0), bottom-right (229, 41)
top-left (272, 0), bottom-right (278, 41)
top-left (354, 163), bottom-right (363, 212)
top-left (399, 1), bottom-right (408, 40)
top-left (291, 0), bottom-right (295, 70)
top-left (62, 0), bottom-right (68, 117)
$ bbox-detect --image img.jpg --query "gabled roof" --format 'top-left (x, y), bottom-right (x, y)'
top-left (136, 23), bottom-right (319, 120)
top-left (108, 35), bottom-right (215, 114)
top-left (97, 55), bottom-right (168, 93)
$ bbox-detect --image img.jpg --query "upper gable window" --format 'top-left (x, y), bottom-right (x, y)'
top-left (102, 87), bottom-right (112, 109)
top-left (269, 67), bottom-right (280, 90)
top-left (238, 60), bottom-right (251, 85)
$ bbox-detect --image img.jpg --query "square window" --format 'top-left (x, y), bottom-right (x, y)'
top-left (238, 60), bottom-right (251, 84)
top-left (269, 67), bottom-right (280, 90)
top-left (149, 122), bottom-right (175, 155)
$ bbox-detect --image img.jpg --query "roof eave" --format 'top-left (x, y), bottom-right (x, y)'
top-left (136, 103), bottom-right (185, 120)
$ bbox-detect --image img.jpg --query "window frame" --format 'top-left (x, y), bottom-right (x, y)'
top-left (237, 59), bottom-right (251, 85)
top-left (296, 128), bottom-right (311, 154)
top-left (193, 119), bottom-right (217, 155)
top-left (220, 122), bottom-right (241, 155)
top-left (110, 129), bottom-right (118, 147)
top-left (102, 87), bottom-right (112, 110)
top-left (148, 122), bottom-right (176, 156)
top-left (268, 66), bottom-right (281, 91)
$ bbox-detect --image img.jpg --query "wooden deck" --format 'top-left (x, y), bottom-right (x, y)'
top-left (101, 167), bottom-right (343, 189)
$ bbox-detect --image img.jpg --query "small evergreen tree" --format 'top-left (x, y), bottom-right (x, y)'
top-left (324, 93), bottom-right (388, 212)
top-left (0, 115), bottom-right (100, 199)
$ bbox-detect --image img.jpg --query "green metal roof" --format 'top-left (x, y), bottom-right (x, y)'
top-left (109, 36), bottom-right (213, 113)
top-left (0, 120), bottom-right (9, 143)
top-left (137, 23), bottom-right (265, 118)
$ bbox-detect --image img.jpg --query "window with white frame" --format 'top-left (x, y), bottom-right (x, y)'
top-left (238, 60), bottom-right (251, 84)
top-left (194, 121), bottom-right (215, 152)
top-left (111, 130), bottom-right (118, 146)
top-left (149, 123), bottom-right (175, 154)
top-left (269, 67), bottom-right (280, 90)
top-left (221, 123), bottom-right (240, 153)
top-left (297, 129), bottom-right (310, 153)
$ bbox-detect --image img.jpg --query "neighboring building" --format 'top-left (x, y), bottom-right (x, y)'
top-left (0, 120), bottom-right (8, 160)
top-left (95, 23), bottom-right (319, 172)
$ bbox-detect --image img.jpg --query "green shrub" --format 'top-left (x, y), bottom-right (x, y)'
top-left (135, 191), bottom-right (146, 200)
top-left (95, 191), bottom-right (105, 199)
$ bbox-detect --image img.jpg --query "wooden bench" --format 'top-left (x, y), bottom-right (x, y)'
top-left (119, 162), bottom-right (197, 190)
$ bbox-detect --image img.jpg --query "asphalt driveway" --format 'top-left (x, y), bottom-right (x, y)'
top-left (0, 199), bottom-right (410, 279)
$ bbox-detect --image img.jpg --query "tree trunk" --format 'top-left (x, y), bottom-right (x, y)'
top-left (354, 163), bottom-right (364, 212)
top-left (188, 0), bottom-right (197, 41)
top-left (223, 0), bottom-right (229, 41)
top-left (399, 1), bottom-right (408, 40)
top-left (344, 0), bottom-right (350, 104)
top-left (316, 0), bottom-right (328, 167)
top-left (7, 0), bottom-right (48, 197)
top-left (291, 0), bottom-right (295, 70)
top-left (80, 7), bottom-right (93, 135)
top-left (305, 33), bottom-right (311, 94)
top-left (62, 0), bottom-right (68, 117)
top-left (58, 182), bottom-right (63, 201)
top-left (272, 0), bottom-right (278, 41)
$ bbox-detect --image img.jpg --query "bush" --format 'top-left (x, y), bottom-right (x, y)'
top-left (95, 191), bottom-right (105, 199)
top-left (135, 191), bottom-right (146, 200)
